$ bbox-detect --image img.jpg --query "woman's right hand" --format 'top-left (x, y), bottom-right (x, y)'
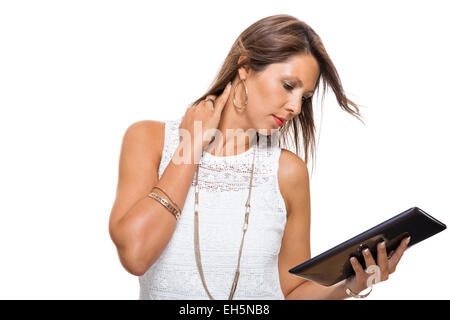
top-left (178, 81), bottom-right (232, 156)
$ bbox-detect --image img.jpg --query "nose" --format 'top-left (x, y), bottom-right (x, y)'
top-left (286, 100), bottom-right (302, 116)
top-left (285, 90), bottom-right (307, 117)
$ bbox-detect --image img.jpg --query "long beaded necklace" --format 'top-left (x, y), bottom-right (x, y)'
top-left (193, 144), bottom-right (257, 300)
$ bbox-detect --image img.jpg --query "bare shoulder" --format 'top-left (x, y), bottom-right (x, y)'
top-left (277, 148), bottom-right (310, 215)
top-left (122, 119), bottom-right (165, 166)
top-left (124, 119), bottom-right (165, 142)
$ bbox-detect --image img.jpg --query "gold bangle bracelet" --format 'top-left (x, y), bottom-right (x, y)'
top-left (345, 285), bottom-right (373, 298)
top-left (151, 186), bottom-right (181, 212)
top-left (148, 192), bottom-right (181, 221)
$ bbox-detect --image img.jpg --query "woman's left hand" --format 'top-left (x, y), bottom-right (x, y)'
top-left (345, 236), bottom-right (411, 295)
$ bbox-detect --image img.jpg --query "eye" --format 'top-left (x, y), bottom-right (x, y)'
top-left (283, 81), bottom-right (312, 103)
top-left (283, 82), bottom-right (294, 91)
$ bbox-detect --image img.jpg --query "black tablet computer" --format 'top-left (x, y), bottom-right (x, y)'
top-left (288, 206), bottom-right (446, 286)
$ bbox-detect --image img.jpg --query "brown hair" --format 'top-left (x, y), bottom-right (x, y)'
top-left (188, 14), bottom-right (365, 168)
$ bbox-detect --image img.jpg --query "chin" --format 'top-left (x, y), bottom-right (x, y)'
top-left (253, 117), bottom-right (281, 136)
top-left (257, 127), bottom-right (279, 136)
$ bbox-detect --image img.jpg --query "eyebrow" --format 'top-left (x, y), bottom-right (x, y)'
top-left (286, 76), bottom-right (315, 94)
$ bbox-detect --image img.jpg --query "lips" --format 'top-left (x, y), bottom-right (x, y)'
top-left (272, 115), bottom-right (286, 127)
top-left (272, 115), bottom-right (284, 127)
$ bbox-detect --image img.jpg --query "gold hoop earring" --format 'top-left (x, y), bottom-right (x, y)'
top-left (233, 78), bottom-right (248, 110)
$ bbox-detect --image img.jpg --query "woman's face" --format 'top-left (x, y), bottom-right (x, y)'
top-left (237, 54), bottom-right (320, 135)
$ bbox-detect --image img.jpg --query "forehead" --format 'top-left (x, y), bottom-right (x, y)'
top-left (263, 54), bottom-right (320, 89)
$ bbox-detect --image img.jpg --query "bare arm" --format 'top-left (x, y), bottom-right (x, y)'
top-left (109, 82), bottom-right (232, 276)
top-left (285, 279), bottom-right (349, 300)
top-left (277, 149), bottom-right (348, 300)
top-left (277, 149), bottom-right (312, 297)
top-left (108, 120), bottom-right (198, 276)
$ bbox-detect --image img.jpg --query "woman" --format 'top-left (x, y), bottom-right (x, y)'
top-left (108, 14), bottom-right (410, 300)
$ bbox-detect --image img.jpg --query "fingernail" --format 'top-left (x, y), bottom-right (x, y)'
top-left (406, 236), bottom-right (411, 244)
top-left (363, 248), bottom-right (369, 255)
top-left (227, 81), bottom-right (231, 89)
top-left (380, 241), bottom-right (385, 248)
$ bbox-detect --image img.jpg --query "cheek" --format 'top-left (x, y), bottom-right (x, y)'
top-left (261, 79), bottom-right (279, 99)
top-left (249, 79), bottom-right (279, 110)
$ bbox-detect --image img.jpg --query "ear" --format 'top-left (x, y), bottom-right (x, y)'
top-left (237, 55), bottom-right (251, 80)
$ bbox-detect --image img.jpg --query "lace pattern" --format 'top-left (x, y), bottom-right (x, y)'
top-left (140, 118), bottom-right (288, 300)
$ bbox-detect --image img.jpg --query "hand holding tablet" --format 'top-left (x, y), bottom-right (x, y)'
top-left (288, 207), bottom-right (446, 295)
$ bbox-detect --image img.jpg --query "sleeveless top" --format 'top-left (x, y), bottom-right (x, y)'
top-left (138, 118), bottom-right (288, 299)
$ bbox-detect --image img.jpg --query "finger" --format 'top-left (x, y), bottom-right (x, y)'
top-left (204, 95), bottom-right (216, 110)
top-left (362, 247), bottom-right (376, 270)
top-left (213, 81), bottom-right (232, 115)
top-left (376, 241), bottom-right (389, 280)
top-left (349, 257), bottom-right (366, 280)
top-left (389, 236), bottom-right (411, 272)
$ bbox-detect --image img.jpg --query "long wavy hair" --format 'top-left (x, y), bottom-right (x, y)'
top-left (188, 14), bottom-right (365, 169)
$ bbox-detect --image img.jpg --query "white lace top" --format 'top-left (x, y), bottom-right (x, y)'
top-left (138, 118), bottom-right (288, 299)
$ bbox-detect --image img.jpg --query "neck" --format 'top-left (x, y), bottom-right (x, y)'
top-left (205, 95), bottom-right (257, 157)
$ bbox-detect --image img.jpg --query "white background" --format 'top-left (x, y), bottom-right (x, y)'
top-left (0, 0), bottom-right (448, 299)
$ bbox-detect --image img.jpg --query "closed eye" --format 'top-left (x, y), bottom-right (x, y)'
top-left (283, 82), bottom-right (312, 103)
top-left (283, 82), bottom-right (294, 91)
